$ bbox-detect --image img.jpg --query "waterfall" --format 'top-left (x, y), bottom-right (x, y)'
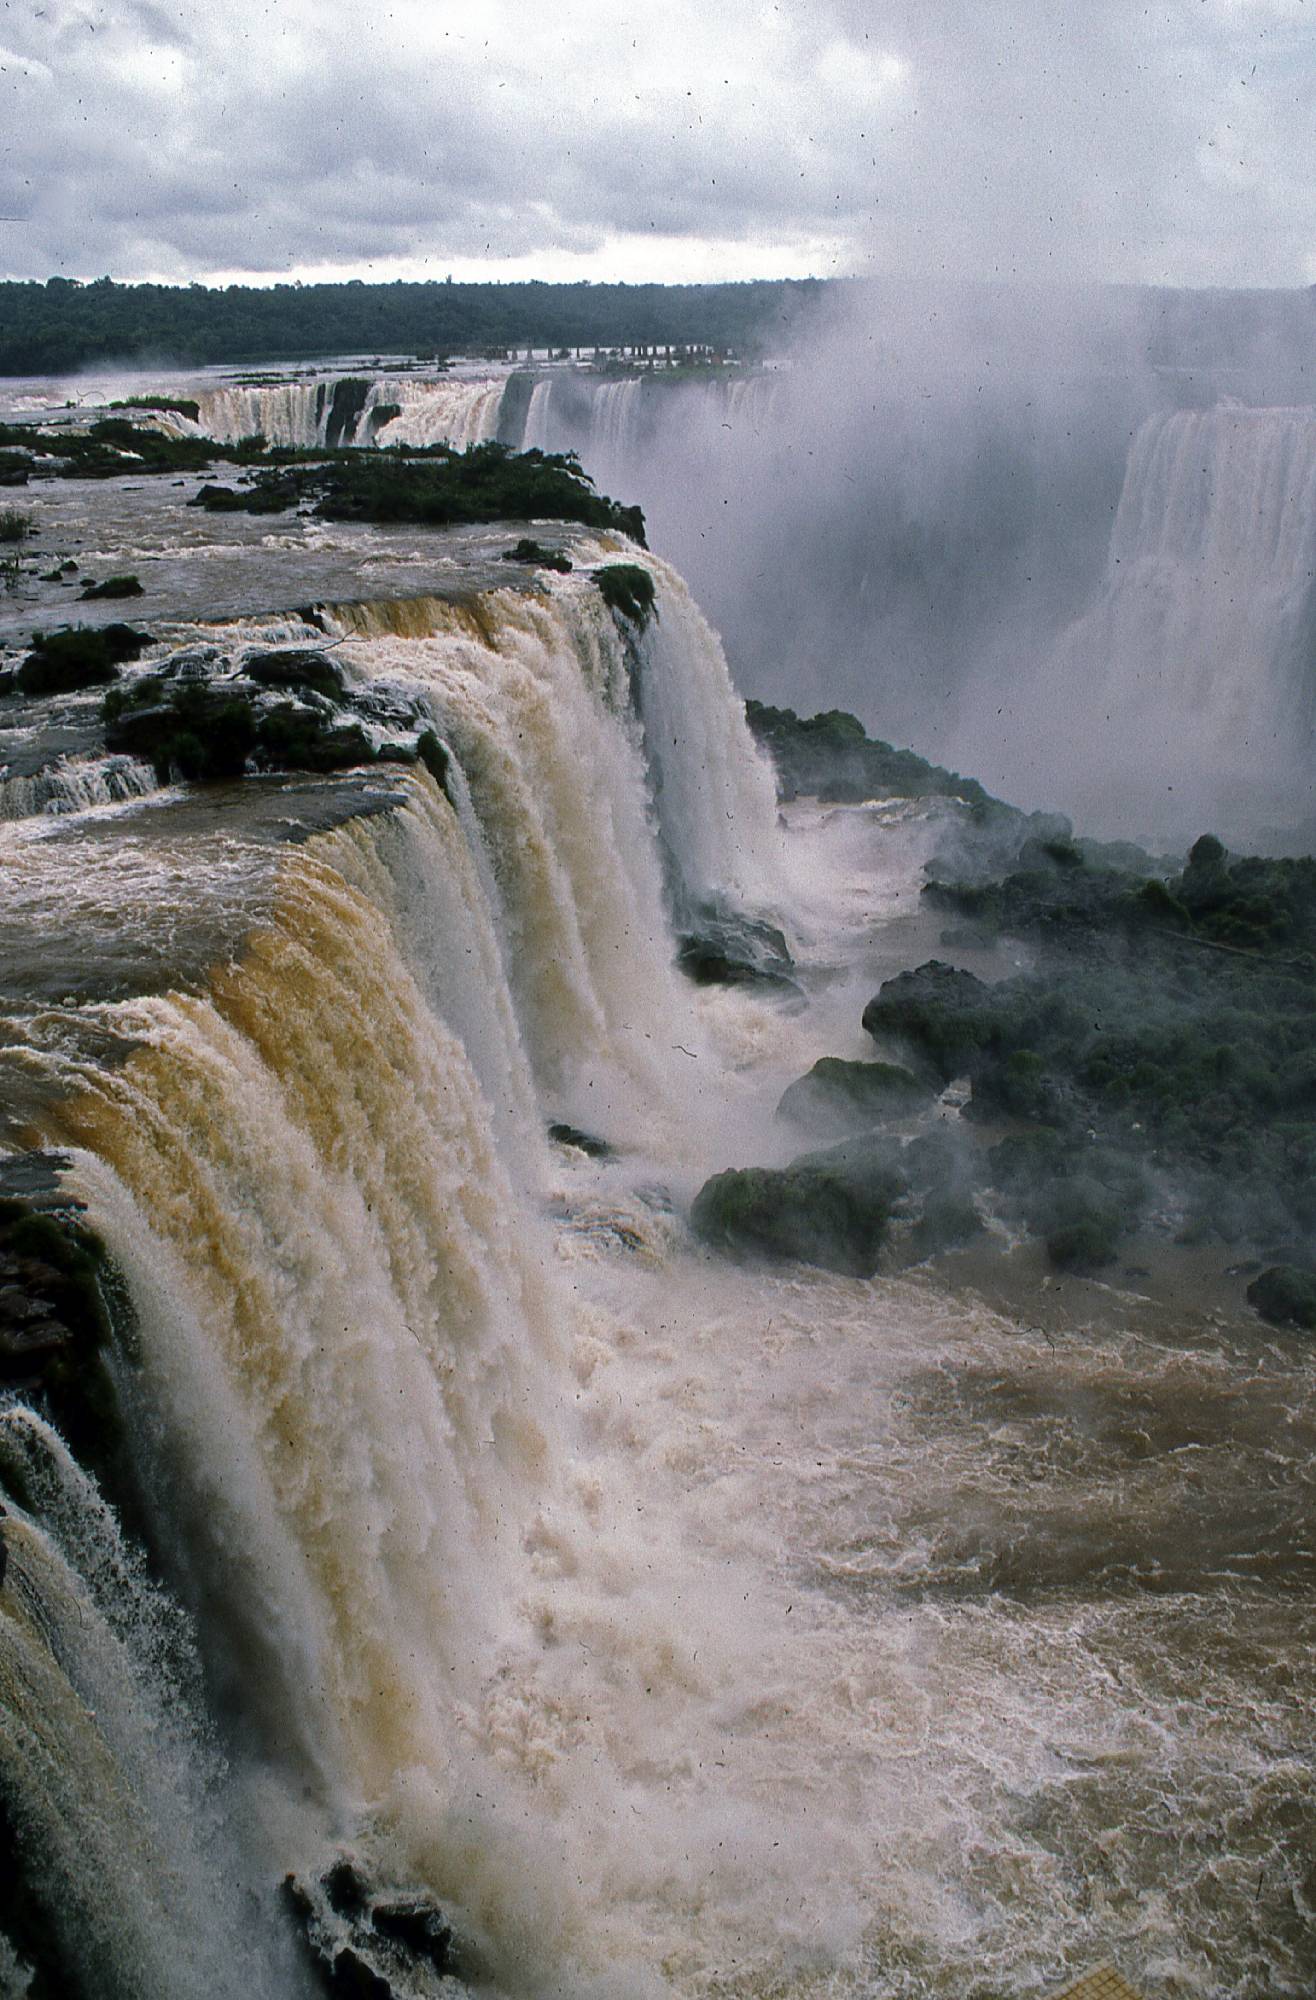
top-left (0, 1408), bottom-right (309, 1999)
top-left (369, 378), bottom-right (508, 450)
top-left (621, 555), bottom-right (786, 916)
top-left (581, 379), bottom-right (643, 491)
top-left (0, 544), bottom-right (805, 1994)
top-left (521, 378), bottom-right (553, 450)
top-left (1043, 404), bottom-right (1316, 836)
top-left (325, 580), bottom-right (707, 1136)
top-left (194, 375), bottom-right (507, 450)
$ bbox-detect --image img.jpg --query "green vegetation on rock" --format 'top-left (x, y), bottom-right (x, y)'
top-left (109, 394), bottom-right (201, 422)
top-left (745, 699), bottom-right (1001, 809)
top-left (501, 537), bottom-right (573, 573)
top-left (594, 563), bottom-right (656, 629)
top-left (692, 1144), bottom-right (907, 1278)
top-left (776, 1057), bottom-right (934, 1136)
top-left (190, 442), bottom-right (646, 544)
top-left (11, 623), bottom-right (149, 695)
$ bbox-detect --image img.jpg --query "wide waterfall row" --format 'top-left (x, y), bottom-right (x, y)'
top-left (184, 367), bottom-right (779, 467)
top-left (0, 553), bottom-right (786, 1996)
top-left (192, 374), bottom-right (509, 450)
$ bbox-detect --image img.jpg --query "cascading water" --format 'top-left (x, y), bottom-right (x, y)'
top-left (1035, 405), bottom-right (1316, 837)
top-left (0, 1408), bottom-right (311, 2000)
top-left (193, 375), bottom-right (509, 451)
top-left (0, 754), bottom-right (156, 821)
top-left (325, 556), bottom-right (787, 1135)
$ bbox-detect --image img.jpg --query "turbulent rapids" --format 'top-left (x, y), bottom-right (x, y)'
top-left (0, 399), bottom-right (1313, 2000)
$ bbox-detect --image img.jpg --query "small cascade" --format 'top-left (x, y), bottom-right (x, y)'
top-left (0, 754), bottom-right (157, 822)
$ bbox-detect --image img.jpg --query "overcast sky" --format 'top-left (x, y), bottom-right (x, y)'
top-left (1, 0), bottom-right (1312, 288)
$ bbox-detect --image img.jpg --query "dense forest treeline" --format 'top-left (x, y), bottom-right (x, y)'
top-left (0, 276), bottom-right (826, 373)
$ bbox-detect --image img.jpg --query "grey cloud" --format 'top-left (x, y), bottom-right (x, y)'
top-left (0, 0), bottom-right (1313, 283)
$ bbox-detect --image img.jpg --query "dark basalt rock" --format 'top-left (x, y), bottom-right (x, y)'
top-left (371, 1898), bottom-right (454, 1975)
top-left (548, 1122), bottom-right (614, 1159)
top-left (189, 482), bottom-right (245, 511)
top-left (328, 1946), bottom-right (391, 1999)
top-left (501, 537), bottom-right (572, 573)
top-left (676, 907), bottom-right (799, 995)
top-left (242, 648), bottom-right (346, 699)
top-left (321, 1858), bottom-right (371, 1918)
top-left (777, 1057), bottom-right (934, 1135)
top-left (78, 573), bottom-right (144, 600)
top-left (0, 1192), bottom-right (134, 1507)
top-left (282, 1860), bottom-right (464, 2000)
top-left (692, 1142), bottom-right (906, 1278)
top-left (1247, 1264), bottom-right (1316, 1331)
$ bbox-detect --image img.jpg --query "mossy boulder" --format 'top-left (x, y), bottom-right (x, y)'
top-left (777, 1057), bottom-right (934, 1136)
top-left (1247, 1264), bottom-right (1316, 1331)
top-left (692, 1142), bottom-right (906, 1277)
top-left (676, 908), bottom-right (797, 993)
top-left (242, 648), bottom-right (346, 699)
top-left (254, 703), bottom-right (373, 774)
top-left (862, 960), bottom-right (1005, 1081)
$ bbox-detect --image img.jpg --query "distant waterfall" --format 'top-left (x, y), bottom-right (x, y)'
top-left (369, 377), bottom-right (507, 449)
top-left (1045, 405), bottom-right (1316, 836)
top-left (521, 377), bottom-right (553, 450)
top-left (195, 374), bottom-right (508, 450)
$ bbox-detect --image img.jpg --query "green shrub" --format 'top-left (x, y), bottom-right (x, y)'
top-left (18, 623), bottom-right (149, 694)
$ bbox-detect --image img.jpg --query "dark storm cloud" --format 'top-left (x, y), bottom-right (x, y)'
top-left (0, 1), bottom-right (1312, 283)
